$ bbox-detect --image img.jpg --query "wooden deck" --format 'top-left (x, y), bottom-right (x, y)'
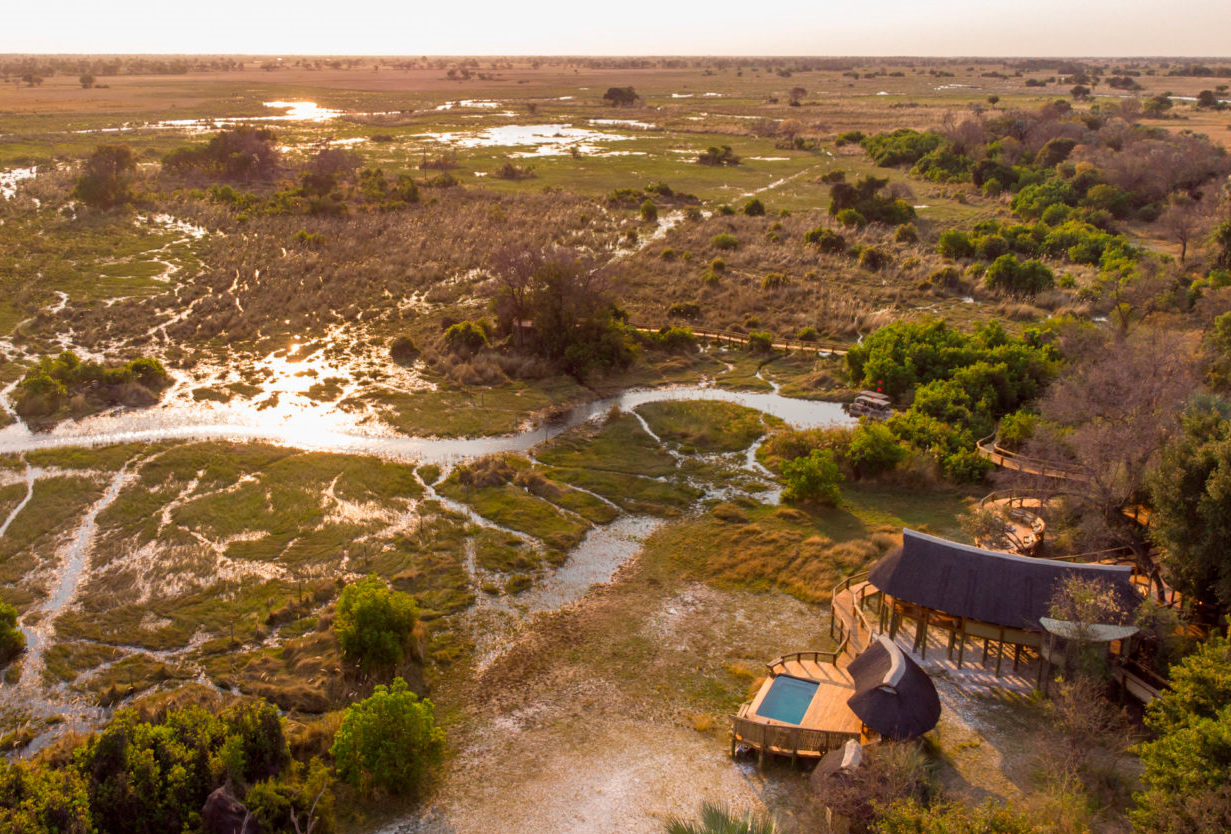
top-left (731, 652), bottom-right (863, 763)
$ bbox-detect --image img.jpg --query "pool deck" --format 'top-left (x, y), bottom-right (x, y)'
top-left (742, 662), bottom-right (861, 735)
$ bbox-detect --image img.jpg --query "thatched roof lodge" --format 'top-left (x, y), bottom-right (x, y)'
top-left (865, 529), bottom-right (1140, 679)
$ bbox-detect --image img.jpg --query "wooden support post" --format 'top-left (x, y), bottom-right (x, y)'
top-left (996, 626), bottom-right (1006, 677)
top-left (1013, 643), bottom-right (1022, 672)
top-left (982, 638), bottom-right (990, 665)
top-left (918, 608), bottom-right (931, 659)
top-left (957, 619), bottom-right (966, 669)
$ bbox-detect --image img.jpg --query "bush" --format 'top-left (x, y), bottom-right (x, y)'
top-left (780, 449), bottom-right (842, 505)
top-left (805, 227), bottom-right (846, 253)
top-left (742, 197), bottom-right (766, 216)
top-left (330, 678), bottom-right (444, 797)
top-left (746, 331), bottom-right (774, 354)
top-left (761, 272), bottom-right (789, 290)
top-left (937, 229), bottom-right (975, 259)
top-left (796, 327), bottom-right (819, 342)
top-left (847, 420), bottom-right (907, 479)
top-left (0, 602), bottom-right (25, 666)
top-left (697, 145), bottom-right (740, 166)
top-left (836, 208), bottom-right (866, 228)
top-left (652, 326), bottom-right (697, 352)
top-left (389, 336), bottom-right (419, 365)
top-left (333, 576), bottom-right (419, 675)
top-left (667, 302), bottom-right (700, 319)
top-left (997, 411), bottom-right (1037, 451)
top-left (984, 254), bottom-right (1055, 297)
top-left (640, 199), bottom-right (658, 222)
top-left (442, 321), bottom-right (489, 356)
top-left (894, 223), bottom-right (919, 243)
top-left (858, 247), bottom-right (888, 271)
top-left (711, 233), bottom-right (739, 251)
top-left (861, 129), bottom-right (944, 167)
top-left (74, 144), bottom-right (136, 209)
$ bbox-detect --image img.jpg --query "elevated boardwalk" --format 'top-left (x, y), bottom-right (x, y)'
top-left (631, 323), bottom-right (850, 355)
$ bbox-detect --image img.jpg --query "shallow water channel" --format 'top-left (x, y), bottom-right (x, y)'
top-left (0, 385), bottom-right (852, 464)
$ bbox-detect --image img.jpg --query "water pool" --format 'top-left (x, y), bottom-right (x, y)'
top-left (757, 675), bottom-right (818, 725)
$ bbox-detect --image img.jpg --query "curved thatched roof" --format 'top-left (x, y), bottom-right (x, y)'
top-left (868, 529), bottom-right (1139, 631)
top-left (846, 635), bottom-right (940, 740)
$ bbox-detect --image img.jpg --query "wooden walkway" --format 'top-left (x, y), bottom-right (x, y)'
top-left (630, 323), bottom-right (850, 355)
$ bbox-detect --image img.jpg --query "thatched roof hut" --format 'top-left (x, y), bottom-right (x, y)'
top-left (846, 635), bottom-right (940, 740)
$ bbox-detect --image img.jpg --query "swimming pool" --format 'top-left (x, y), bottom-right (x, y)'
top-left (756, 675), bottom-right (819, 725)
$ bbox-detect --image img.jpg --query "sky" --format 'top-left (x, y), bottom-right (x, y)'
top-left (6, 0), bottom-right (1230, 56)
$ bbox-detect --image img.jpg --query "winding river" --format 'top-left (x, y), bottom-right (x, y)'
top-left (0, 386), bottom-right (853, 462)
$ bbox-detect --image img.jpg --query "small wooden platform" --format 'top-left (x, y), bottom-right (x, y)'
top-left (731, 652), bottom-right (863, 762)
top-left (745, 665), bottom-right (861, 735)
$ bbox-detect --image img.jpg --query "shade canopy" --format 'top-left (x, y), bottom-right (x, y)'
top-left (868, 529), bottom-right (1139, 631)
top-left (846, 635), bottom-right (940, 740)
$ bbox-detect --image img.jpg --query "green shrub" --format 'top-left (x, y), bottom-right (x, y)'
top-left (761, 272), bottom-right (789, 290)
top-left (640, 199), bottom-right (658, 222)
top-left (997, 411), bottom-right (1037, 451)
top-left (806, 227), bottom-right (846, 253)
top-left (894, 223), bottom-right (919, 243)
top-left (984, 254), bottom-right (1055, 297)
top-left (711, 233), bottom-right (739, 250)
top-left (333, 576), bottom-right (419, 675)
top-left (742, 197), bottom-right (766, 216)
top-left (0, 602), bottom-right (25, 666)
top-left (937, 229), bottom-right (975, 259)
top-left (781, 449), bottom-right (842, 505)
top-left (330, 678), bottom-right (444, 797)
top-left (847, 421), bottom-right (907, 479)
top-left (442, 321), bottom-right (489, 356)
top-left (796, 327), bottom-right (819, 342)
top-left (836, 209), bottom-right (866, 228)
top-left (746, 331), bottom-right (774, 354)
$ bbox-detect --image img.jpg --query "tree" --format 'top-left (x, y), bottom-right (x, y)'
top-left (1046, 574), bottom-right (1131, 680)
top-left (984, 254), bottom-right (1055, 297)
top-left (1212, 219), bottom-right (1231, 271)
top-left (1013, 329), bottom-right (1195, 590)
top-left (1196, 89), bottom-right (1219, 108)
top-left (79, 73), bottom-right (94, 89)
top-left (333, 576), bottom-right (419, 675)
top-left (1159, 194), bottom-right (1203, 265)
top-left (73, 144), bottom-right (136, 209)
top-left (780, 449), bottom-right (842, 505)
top-left (0, 602), bottom-right (25, 666)
top-left (601, 86), bottom-right (639, 107)
top-left (0, 760), bottom-right (91, 834)
top-left (788, 86), bottom-right (806, 104)
top-left (330, 678), bottom-right (444, 797)
top-left (1147, 406), bottom-right (1231, 617)
top-left (1131, 629), bottom-right (1231, 834)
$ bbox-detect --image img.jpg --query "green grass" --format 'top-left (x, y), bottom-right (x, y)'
top-left (41, 641), bottom-right (126, 685)
top-left (646, 482), bottom-right (974, 603)
top-left (367, 375), bottom-right (589, 437)
top-left (536, 412), bottom-right (676, 477)
top-left (24, 443), bottom-right (150, 471)
top-left (438, 479), bottom-right (591, 551)
top-left (635, 400), bottom-right (780, 452)
top-left (541, 466), bottom-right (701, 515)
top-left (0, 475), bottom-right (105, 609)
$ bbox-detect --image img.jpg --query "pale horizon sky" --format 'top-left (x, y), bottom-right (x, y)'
top-left (5, 0), bottom-right (1231, 57)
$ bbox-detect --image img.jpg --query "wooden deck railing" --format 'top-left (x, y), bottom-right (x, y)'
top-left (730, 715), bottom-right (860, 763)
top-left (830, 571), bottom-right (874, 657)
top-left (975, 433), bottom-right (1093, 483)
top-left (766, 649), bottom-right (843, 675)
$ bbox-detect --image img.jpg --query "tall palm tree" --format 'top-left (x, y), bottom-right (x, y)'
top-left (664, 802), bottom-right (779, 834)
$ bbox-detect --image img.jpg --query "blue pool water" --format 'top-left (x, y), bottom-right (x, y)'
top-left (757, 675), bottom-right (819, 724)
